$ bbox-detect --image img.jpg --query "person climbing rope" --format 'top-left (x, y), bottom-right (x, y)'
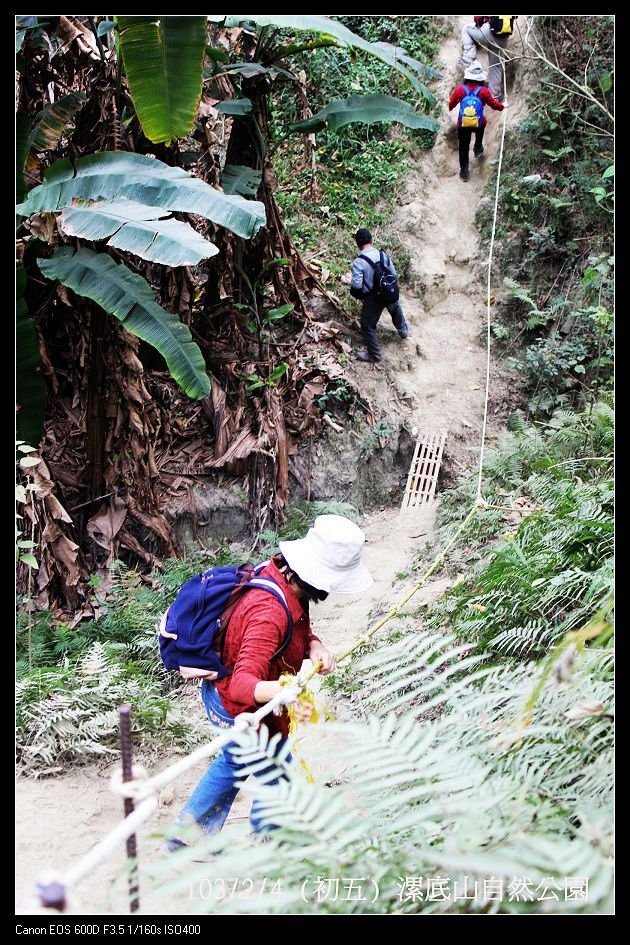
top-left (449, 62), bottom-right (506, 182)
top-left (350, 228), bottom-right (410, 364)
top-left (163, 514), bottom-right (373, 851)
top-left (459, 15), bottom-right (517, 103)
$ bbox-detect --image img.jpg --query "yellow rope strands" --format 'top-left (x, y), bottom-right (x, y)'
top-left (280, 673), bottom-right (335, 783)
top-left (34, 71), bottom-right (511, 915)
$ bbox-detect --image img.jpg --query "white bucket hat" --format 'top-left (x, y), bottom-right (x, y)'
top-left (464, 62), bottom-right (487, 82)
top-left (279, 514), bottom-right (373, 594)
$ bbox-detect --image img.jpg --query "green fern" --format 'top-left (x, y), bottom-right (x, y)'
top-left (425, 402), bottom-right (613, 658)
top-left (16, 641), bottom-right (207, 770)
top-left (144, 627), bottom-right (613, 915)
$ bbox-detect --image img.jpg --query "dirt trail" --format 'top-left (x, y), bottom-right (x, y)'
top-left (16, 18), bottom-right (526, 916)
top-left (349, 14), bottom-right (522, 475)
top-left (16, 506), bottom-right (446, 916)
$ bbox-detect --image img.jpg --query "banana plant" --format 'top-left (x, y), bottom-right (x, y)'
top-left (207, 14), bottom-right (440, 102)
top-left (38, 248), bottom-right (211, 400)
top-left (28, 91), bottom-right (88, 153)
top-left (115, 16), bottom-right (207, 144)
top-left (234, 258), bottom-right (294, 359)
top-left (16, 151), bottom-right (266, 241)
top-left (16, 150), bottom-right (269, 419)
top-left (58, 198), bottom-right (218, 267)
top-left (291, 93), bottom-right (440, 134)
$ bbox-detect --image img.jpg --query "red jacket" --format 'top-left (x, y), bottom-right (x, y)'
top-left (216, 558), bottom-right (319, 737)
top-left (448, 83), bottom-right (504, 127)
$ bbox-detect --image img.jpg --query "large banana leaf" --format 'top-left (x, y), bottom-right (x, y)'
top-left (221, 164), bottom-right (262, 197)
top-left (59, 198), bottom-right (219, 266)
top-left (38, 248), bottom-right (211, 399)
top-left (28, 91), bottom-right (87, 153)
top-left (16, 268), bottom-right (45, 447)
top-left (209, 15), bottom-right (439, 101)
top-left (16, 151), bottom-right (266, 239)
top-left (116, 16), bottom-right (207, 144)
top-left (291, 94), bottom-right (440, 134)
top-left (371, 42), bottom-right (438, 81)
top-left (216, 98), bottom-right (252, 115)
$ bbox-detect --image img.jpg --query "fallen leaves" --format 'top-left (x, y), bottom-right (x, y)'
top-left (21, 454), bottom-right (84, 608)
top-left (86, 496), bottom-right (128, 562)
top-left (55, 15), bottom-right (104, 60)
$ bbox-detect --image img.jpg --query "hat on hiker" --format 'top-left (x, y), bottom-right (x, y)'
top-left (464, 62), bottom-right (487, 82)
top-left (279, 515), bottom-right (373, 594)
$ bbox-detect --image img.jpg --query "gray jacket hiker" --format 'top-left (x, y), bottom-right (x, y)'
top-left (350, 228), bottom-right (409, 363)
top-left (460, 17), bottom-right (511, 102)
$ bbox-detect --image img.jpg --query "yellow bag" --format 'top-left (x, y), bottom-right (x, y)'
top-left (489, 16), bottom-right (516, 36)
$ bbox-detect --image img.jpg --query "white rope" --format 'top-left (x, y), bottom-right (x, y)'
top-left (110, 720), bottom-right (250, 802)
top-left (109, 685), bottom-right (300, 802)
top-left (109, 763), bottom-right (149, 800)
top-left (475, 69), bottom-right (509, 503)
top-left (62, 797), bottom-right (158, 891)
top-left (36, 684), bottom-right (301, 901)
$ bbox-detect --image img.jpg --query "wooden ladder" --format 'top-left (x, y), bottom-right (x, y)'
top-left (401, 431), bottom-right (447, 509)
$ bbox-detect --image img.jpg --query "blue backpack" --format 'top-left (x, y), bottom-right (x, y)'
top-left (158, 562), bottom-right (293, 680)
top-left (459, 84), bottom-right (484, 129)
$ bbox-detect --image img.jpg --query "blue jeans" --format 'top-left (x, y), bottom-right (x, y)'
top-left (176, 680), bottom-right (289, 835)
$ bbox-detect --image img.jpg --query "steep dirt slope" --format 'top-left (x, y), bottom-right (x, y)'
top-left (16, 17), bottom-right (527, 916)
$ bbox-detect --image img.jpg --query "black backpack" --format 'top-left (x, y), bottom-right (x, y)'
top-left (360, 250), bottom-right (400, 305)
top-left (489, 16), bottom-right (516, 36)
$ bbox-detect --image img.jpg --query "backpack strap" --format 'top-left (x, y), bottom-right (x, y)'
top-left (360, 251), bottom-right (391, 270)
top-left (244, 576), bottom-right (294, 659)
top-left (359, 252), bottom-right (377, 269)
top-left (215, 562), bottom-right (293, 662)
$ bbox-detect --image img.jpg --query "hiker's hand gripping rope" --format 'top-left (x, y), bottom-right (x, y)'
top-left (308, 639), bottom-right (337, 674)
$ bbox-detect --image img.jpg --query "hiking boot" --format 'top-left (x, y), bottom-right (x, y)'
top-left (459, 168), bottom-right (470, 182)
top-left (473, 145), bottom-right (484, 157)
top-left (161, 838), bottom-right (222, 862)
top-left (356, 350), bottom-right (381, 363)
top-left (398, 324), bottom-right (410, 340)
top-left (161, 837), bottom-right (190, 855)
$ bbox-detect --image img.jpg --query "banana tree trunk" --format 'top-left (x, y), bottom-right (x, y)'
top-left (86, 305), bottom-right (108, 500)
